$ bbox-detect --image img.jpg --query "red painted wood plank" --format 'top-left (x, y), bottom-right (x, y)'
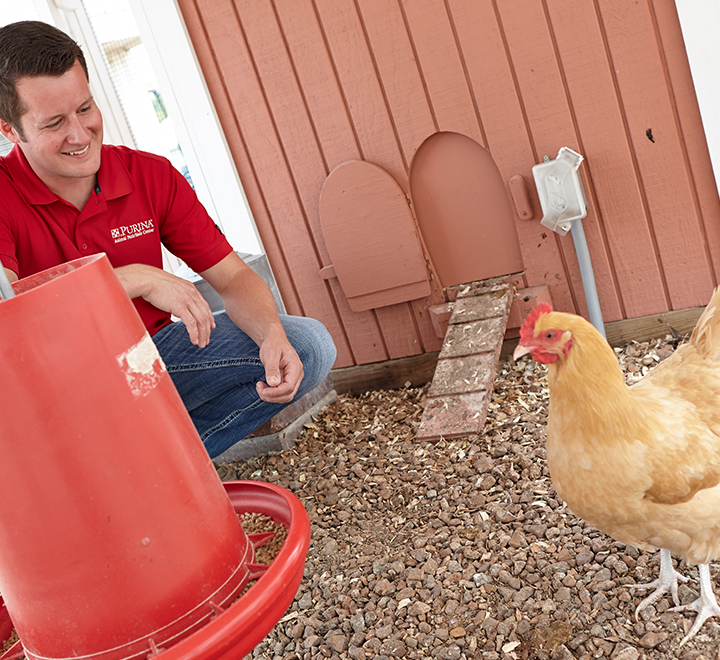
top-left (277, 0), bottom-right (445, 362)
top-left (410, 296), bottom-right (445, 354)
top-left (280, 1), bottom-right (441, 361)
top-left (346, 0), bottom-right (452, 350)
top-left (400, 0), bottom-right (483, 143)
top-left (176, 1), bottom-right (302, 313)
top-left (314, 0), bottom-right (444, 357)
top-left (543, 0), bottom-right (667, 319)
top-left (599, 0), bottom-right (715, 310)
top-left (260, 1), bottom-right (402, 363)
top-left (273, 0), bottom-right (362, 168)
top-left (375, 304), bottom-right (424, 360)
top-left (653, 0), bottom-right (720, 295)
top-left (355, 0), bottom-right (437, 171)
top-left (181, 0), bottom-right (357, 366)
top-left (235, 2), bottom-right (328, 245)
top-left (314, 0), bottom-right (412, 190)
top-left (447, 0), bottom-right (578, 315)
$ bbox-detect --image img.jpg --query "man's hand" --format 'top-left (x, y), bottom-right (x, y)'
top-left (115, 264), bottom-right (215, 347)
top-left (255, 327), bottom-right (304, 403)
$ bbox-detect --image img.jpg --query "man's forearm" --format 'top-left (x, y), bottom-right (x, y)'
top-left (216, 267), bottom-right (285, 347)
top-left (115, 262), bottom-right (216, 347)
top-left (114, 263), bottom-right (156, 299)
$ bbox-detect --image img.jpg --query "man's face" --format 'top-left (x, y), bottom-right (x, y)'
top-left (0, 60), bottom-right (103, 195)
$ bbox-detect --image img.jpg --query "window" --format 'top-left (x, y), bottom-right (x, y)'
top-left (0, 1), bottom-right (47, 154)
top-left (0, 0), bottom-right (44, 25)
top-left (0, 136), bottom-right (12, 157)
top-left (81, 0), bottom-right (194, 187)
top-left (1, 0), bottom-right (261, 258)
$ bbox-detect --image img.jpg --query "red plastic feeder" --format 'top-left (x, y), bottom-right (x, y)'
top-left (0, 255), bottom-right (310, 660)
top-left (154, 481), bottom-right (311, 660)
top-left (0, 481), bottom-right (310, 660)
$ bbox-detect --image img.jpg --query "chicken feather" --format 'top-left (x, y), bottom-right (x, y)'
top-left (513, 288), bottom-right (720, 644)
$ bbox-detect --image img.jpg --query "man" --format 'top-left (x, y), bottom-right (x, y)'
top-left (0, 21), bottom-right (336, 458)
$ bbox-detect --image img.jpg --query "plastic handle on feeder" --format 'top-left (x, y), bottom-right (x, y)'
top-left (0, 258), bottom-right (15, 300)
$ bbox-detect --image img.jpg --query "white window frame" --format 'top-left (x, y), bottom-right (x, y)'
top-left (126, 0), bottom-right (262, 256)
top-left (31, 0), bottom-right (262, 256)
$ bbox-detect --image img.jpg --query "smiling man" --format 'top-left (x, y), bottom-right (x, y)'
top-left (0, 21), bottom-right (336, 458)
top-left (5, 60), bottom-right (102, 209)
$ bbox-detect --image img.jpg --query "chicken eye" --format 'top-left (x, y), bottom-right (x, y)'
top-left (545, 331), bottom-right (555, 339)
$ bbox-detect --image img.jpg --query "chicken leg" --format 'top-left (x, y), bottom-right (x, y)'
top-left (669, 563), bottom-right (720, 646)
top-left (628, 548), bottom-right (688, 617)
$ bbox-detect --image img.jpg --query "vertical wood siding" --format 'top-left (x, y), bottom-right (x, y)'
top-left (177, 0), bottom-right (720, 368)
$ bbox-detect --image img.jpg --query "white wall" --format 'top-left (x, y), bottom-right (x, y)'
top-left (675, 0), bottom-right (720, 197)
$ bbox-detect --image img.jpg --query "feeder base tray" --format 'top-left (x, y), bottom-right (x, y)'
top-left (0, 480), bottom-right (310, 660)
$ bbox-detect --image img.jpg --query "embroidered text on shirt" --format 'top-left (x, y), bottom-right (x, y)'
top-left (111, 219), bottom-right (155, 244)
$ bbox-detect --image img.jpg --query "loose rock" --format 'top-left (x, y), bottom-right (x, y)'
top-left (213, 335), bottom-right (716, 659)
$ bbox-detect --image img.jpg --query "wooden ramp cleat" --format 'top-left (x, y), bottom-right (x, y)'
top-left (416, 280), bottom-right (513, 441)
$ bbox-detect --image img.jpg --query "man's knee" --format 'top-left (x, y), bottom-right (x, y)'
top-left (282, 316), bottom-right (336, 388)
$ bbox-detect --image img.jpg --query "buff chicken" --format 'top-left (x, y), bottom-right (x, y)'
top-left (513, 288), bottom-right (720, 645)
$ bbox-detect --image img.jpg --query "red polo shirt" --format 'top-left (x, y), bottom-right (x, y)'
top-left (0, 144), bottom-right (233, 334)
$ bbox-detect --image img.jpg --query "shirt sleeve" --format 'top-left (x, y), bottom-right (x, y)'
top-left (0, 231), bottom-right (19, 276)
top-left (0, 178), bottom-right (20, 276)
top-left (150, 157), bottom-right (234, 273)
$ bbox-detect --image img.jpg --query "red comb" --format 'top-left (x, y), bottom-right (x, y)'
top-left (520, 302), bottom-right (553, 343)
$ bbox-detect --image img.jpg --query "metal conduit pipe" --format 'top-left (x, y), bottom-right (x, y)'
top-left (532, 147), bottom-right (605, 337)
top-left (570, 219), bottom-right (606, 339)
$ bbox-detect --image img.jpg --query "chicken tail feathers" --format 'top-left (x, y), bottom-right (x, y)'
top-left (690, 287), bottom-right (720, 361)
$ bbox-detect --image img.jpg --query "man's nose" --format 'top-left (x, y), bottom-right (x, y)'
top-left (65, 115), bottom-right (92, 143)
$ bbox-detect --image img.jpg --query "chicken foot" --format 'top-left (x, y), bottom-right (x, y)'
top-left (628, 548), bottom-right (689, 618)
top-left (668, 563), bottom-right (720, 646)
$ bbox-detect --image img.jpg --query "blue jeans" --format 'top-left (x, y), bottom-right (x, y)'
top-left (152, 313), bottom-right (336, 458)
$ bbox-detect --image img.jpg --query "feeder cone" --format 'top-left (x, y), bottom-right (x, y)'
top-left (0, 255), bottom-right (252, 660)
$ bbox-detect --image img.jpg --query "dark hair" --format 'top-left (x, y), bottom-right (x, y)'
top-left (0, 21), bottom-right (88, 138)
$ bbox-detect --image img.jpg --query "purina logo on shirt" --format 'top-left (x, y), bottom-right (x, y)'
top-left (111, 219), bottom-right (155, 243)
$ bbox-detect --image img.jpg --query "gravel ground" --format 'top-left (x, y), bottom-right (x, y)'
top-left (215, 336), bottom-right (720, 660)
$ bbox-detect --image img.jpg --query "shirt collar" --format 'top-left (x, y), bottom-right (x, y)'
top-left (4, 145), bottom-right (57, 204)
top-left (4, 143), bottom-right (134, 204)
top-left (96, 145), bottom-right (134, 200)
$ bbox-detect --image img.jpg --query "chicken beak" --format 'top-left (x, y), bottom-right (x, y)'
top-left (512, 343), bottom-right (532, 361)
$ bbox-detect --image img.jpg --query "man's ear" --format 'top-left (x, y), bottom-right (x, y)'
top-left (0, 118), bottom-right (21, 144)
